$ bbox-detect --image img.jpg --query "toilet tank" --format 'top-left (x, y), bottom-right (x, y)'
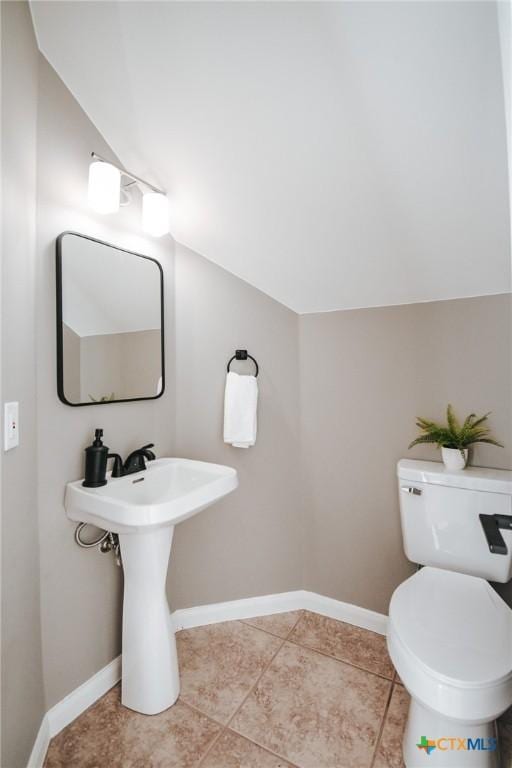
top-left (397, 459), bottom-right (512, 582)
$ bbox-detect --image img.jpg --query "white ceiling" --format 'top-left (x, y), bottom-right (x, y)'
top-left (31, 1), bottom-right (510, 313)
top-left (62, 234), bottom-right (161, 337)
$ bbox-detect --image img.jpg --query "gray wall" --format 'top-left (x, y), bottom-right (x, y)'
top-left (168, 244), bottom-right (303, 610)
top-left (299, 294), bottom-right (512, 614)
top-left (63, 324), bottom-right (81, 402)
top-left (168, 257), bottom-right (512, 621)
top-left (35, 54), bottom-right (175, 712)
top-left (119, 329), bottom-right (162, 399)
top-left (79, 329), bottom-right (161, 402)
top-left (80, 332), bottom-right (123, 403)
top-left (1, 3), bottom-right (46, 766)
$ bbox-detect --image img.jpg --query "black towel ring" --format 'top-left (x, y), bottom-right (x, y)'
top-left (227, 349), bottom-right (259, 377)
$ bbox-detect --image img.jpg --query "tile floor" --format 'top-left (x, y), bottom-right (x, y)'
top-left (43, 610), bottom-right (511, 768)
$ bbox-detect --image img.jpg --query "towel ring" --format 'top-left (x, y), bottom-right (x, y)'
top-left (227, 349), bottom-right (259, 377)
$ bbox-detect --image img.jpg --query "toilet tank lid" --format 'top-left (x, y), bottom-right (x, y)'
top-left (397, 459), bottom-right (512, 495)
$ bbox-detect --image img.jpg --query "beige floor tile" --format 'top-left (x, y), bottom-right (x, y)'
top-left (242, 611), bottom-right (303, 639)
top-left (372, 684), bottom-right (410, 768)
top-left (231, 641), bottom-right (391, 768)
top-left (44, 686), bottom-right (221, 768)
top-left (177, 620), bottom-right (282, 723)
top-left (201, 729), bottom-right (295, 767)
top-left (290, 611), bottom-right (394, 679)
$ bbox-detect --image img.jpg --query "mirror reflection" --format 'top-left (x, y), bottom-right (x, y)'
top-left (57, 232), bottom-right (164, 405)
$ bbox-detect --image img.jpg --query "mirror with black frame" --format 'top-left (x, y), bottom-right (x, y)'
top-left (56, 232), bottom-right (164, 406)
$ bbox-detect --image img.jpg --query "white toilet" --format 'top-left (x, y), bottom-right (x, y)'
top-left (388, 459), bottom-right (512, 768)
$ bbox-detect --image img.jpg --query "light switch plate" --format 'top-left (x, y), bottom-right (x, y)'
top-left (4, 402), bottom-right (19, 451)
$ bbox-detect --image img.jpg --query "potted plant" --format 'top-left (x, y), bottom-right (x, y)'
top-left (409, 404), bottom-right (503, 470)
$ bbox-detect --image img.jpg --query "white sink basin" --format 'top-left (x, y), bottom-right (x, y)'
top-left (65, 457), bottom-right (238, 533)
top-left (64, 457), bottom-right (238, 716)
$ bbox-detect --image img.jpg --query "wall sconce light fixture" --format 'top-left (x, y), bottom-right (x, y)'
top-left (88, 160), bottom-right (121, 214)
top-left (88, 152), bottom-right (170, 237)
top-left (142, 191), bottom-right (170, 237)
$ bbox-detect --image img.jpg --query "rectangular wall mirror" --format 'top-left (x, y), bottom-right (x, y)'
top-left (56, 232), bottom-right (164, 406)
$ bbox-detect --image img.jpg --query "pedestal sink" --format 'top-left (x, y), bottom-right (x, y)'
top-left (65, 458), bottom-right (238, 715)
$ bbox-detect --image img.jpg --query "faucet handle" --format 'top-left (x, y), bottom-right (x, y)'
top-left (108, 453), bottom-right (124, 478)
top-left (140, 443), bottom-right (156, 460)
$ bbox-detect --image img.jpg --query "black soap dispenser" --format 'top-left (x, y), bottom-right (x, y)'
top-left (83, 429), bottom-right (109, 487)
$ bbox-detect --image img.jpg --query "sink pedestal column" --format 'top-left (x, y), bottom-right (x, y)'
top-left (119, 526), bottom-right (179, 714)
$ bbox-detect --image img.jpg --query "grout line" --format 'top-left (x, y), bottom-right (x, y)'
top-left (227, 727), bottom-right (303, 768)
top-left (237, 612), bottom-right (394, 683)
top-left (284, 636), bottom-right (394, 682)
top-left (369, 680), bottom-right (395, 768)
top-left (245, 737), bottom-right (302, 768)
top-left (192, 612), bottom-right (396, 767)
top-left (143, 699), bottom-right (224, 768)
top-left (221, 619), bottom-right (305, 750)
top-left (180, 699), bottom-right (226, 730)
top-left (195, 635), bottom-right (286, 768)
top-left (193, 721), bottom-right (227, 767)
top-left (393, 670), bottom-right (404, 687)
top-left (219, 612), bottom-right (308, 767)
top-left (196, 624), bottom-right (293, 768)
top-left (232, 612), bottom-right (396, 768)
top-left (286, 610), bottom-right (305, 636)
top-left (224, 637), bottom-right (287, 729)
top-left (217, 617), bottom-right (305, 767)
top-left (239, 610), bottom-right (304, 640)
top-left (184, 683), bottom-right (238, 767)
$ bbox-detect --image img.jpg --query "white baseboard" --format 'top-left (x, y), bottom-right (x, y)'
top-left (46, 655), bottom-right (122, 738)
top-left (27, 656), bottom-right (122, 768)
top-left (171, 590), bottom-right (305, 631)
top-left (26, 716), bottom-right (50, 768)
top-left (28, 591), bottom-right (387, 766)
top-left (171, 589), bottom-right (387, 636)
top-left (300, 591), bottom-right (387, 635)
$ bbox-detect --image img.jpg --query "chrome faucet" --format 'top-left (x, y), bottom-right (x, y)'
top-left (109, 443), bottom-right (156, 478)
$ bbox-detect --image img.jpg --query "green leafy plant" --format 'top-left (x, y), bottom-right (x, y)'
top-left (409, 404), bottom-right (503, 455)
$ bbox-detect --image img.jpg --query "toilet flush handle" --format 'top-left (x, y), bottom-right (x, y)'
top-left (479, 513), bottom-right (512, 555)
top-left (401, 486), bottom-right (422, 496)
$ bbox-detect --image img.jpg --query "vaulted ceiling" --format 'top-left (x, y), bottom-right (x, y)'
top-left (31, 1), bottom-right (510, 313)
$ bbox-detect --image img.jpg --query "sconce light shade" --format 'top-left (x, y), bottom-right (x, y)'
top-left (88, 161), bottom-right (120, 214)
top-left (142, 192), bottom-right (169, 237)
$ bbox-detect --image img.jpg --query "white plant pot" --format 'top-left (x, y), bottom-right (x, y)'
top-left (441, 447), bottom-right (468, 470)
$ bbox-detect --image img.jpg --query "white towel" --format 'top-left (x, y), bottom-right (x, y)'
top-left (223, 371), bottom-right (258, 448)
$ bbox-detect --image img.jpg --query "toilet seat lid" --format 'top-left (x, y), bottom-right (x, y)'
top-left (389, 567), bottom-right (512, 687)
